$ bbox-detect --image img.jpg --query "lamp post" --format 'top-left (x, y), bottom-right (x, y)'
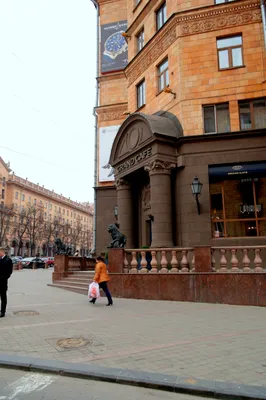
top-left (191, 177), bottom-right (203, 215)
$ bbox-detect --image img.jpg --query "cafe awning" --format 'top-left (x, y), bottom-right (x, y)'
top-left (209, 162), bottom-right (266, 180)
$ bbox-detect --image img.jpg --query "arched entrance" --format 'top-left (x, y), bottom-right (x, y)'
top-left (109, 112), bottom-right (182, 248)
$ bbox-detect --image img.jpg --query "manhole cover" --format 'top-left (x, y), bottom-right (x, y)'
top-left (56, 337), bottom-right (91, 349)
top-left (13, 310), bottom-right (39, 316)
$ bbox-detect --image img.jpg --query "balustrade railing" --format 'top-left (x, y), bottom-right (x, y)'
top-left (66, 256), bottom-right (95, 272)
top-left (124, 248), bottom-right (194, 273)
top-left (211, 246), bottom-right (266, 272)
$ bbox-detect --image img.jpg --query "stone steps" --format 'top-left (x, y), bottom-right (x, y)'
top-left (48, 271), bottom-right (94, 295)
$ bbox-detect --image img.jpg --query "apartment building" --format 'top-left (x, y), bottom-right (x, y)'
top-left (93, 0), bottom-right (266, 253)
top-left (0, 157), bottom-right (93, 256)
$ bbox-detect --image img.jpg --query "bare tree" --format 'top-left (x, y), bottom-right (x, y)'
top-left (0, 204), bottom-right (14, 247)
top-left (69, 219), bottom-right (83, 252)
top-left (25, 205), bottom-right (45, 256)
top-left (42, 220), bottom-right (57, 256)
top-left (12, 206), bottom-right (31, 256)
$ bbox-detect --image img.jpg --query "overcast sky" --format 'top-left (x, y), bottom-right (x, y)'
top-left (0, 0), bottom-right (97, 203)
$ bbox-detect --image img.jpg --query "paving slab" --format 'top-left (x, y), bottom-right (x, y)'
top-left (1, 269), bottom-right (266, 394)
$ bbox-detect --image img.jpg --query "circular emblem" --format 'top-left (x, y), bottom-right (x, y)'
top-left (56, 337), bottom-right (91, 349)
top-left (104, 31), bottom-right (127, 60)
top-left (232, 165), bottom-right (243, 171)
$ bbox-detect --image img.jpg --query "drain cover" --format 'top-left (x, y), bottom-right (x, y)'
top-left (56, 337), bottom-right (91, 349)
top-left (13, 310), bottom-right (39, 316)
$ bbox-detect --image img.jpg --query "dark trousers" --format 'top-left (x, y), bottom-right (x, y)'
top-left (0, 279), bottom-right (8, 315)
top-left (92, 281), bottom-right (112, 304)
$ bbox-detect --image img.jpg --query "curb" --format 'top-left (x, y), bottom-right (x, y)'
top-left (0, 354), bottom-right (265, 400)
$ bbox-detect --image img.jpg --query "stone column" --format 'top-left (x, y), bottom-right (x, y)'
top-left (145, 160), bottom-right (175, 248)
top-left (116, 178), bottom-right (133, 248)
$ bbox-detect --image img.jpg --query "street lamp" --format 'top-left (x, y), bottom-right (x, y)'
top-left (191, 177), bottom-right (203, 215)
top-left (114, 205), bottom-right (118, 219)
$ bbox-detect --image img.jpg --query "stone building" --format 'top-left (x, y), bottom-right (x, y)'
top-left (93, 0), bottom-right (266, 254)
top-left (0, 157), bottom-right (93, 256)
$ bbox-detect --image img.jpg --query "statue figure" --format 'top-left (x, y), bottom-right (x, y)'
top-left (107, 224), bottom-right (126, 248)
top-left (54, 238), bottom-right (72, 255)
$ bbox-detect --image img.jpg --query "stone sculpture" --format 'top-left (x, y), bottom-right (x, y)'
top-left (107, 224), bottom-right (126, 248)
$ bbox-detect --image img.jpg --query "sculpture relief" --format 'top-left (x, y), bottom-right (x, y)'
top-left (145, 160), bottom-right (176, 174)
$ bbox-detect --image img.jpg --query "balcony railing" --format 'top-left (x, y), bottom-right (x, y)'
top-left (211, 246), bottom-right (266, 272)
top-left (124, 248), bottom-right (194, 273)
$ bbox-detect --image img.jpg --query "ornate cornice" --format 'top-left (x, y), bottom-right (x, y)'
top-left (97, 72), bottom-right (125, 83)
top-left (179, 1), bottom-right (261, 36)
top-left (125, 0), bottom-right (261, 85)
top-left (96, 103), bottom-right (128, 122)
top-left (125, 16), bottom-right (177, 85)
top-left (145, 160), bottom-right (176, 175)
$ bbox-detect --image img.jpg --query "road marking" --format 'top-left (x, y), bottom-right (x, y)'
top-left (7, 373), bottom-right (55, 399)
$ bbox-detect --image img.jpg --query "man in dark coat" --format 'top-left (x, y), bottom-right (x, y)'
top-left (0, 247), bottom-right (13, 318)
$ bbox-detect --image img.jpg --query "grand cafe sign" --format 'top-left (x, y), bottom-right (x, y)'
top-left (117, 147), bottom-right (152, 173)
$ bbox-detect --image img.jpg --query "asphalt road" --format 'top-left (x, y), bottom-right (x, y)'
top-left (0, 369), bottom-right (208, 400)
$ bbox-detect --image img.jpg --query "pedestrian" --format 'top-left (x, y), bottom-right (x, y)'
top-left (0, 247), bottom-right (13, 318)
top-left (90, 256), bottom-right (113, 306)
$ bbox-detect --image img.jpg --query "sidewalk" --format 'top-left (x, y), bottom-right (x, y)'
top-left (1, 270), bottom-right (266, 389)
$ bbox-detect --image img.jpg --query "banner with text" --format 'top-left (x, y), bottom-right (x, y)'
top-left (100, 20), bottom-right (128, 73)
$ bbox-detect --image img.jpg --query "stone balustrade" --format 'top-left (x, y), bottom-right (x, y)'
top-left (124, 248), bottom-right (194, 273)
top-left (211, 246), bottom-right (266, 272)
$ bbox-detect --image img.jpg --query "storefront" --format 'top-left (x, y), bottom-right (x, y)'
top-left (95, 112), bottom-right (266, 254)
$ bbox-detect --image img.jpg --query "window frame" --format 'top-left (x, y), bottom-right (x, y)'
top-left (136, 79), bottom-right (146, 109)
top-left (215, 0), bottom-right (235, 4)
top-left (217, 34), bottom-right (244, 71)
top-left (239, 97), bottom-right (266, 131)
top-left (156, 2), bottom-right (167, 31)
top-left (157, 57), bottom-right (169, 94)
top-left (203, 102), bottom-right (230, 134)
top-left (136, 28), bottom-right (145, 53)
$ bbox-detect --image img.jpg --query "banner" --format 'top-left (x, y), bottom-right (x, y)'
top-left (99, 125), bottom-right (120, 182)
top-left (101, 20), bottom-right (128, 73)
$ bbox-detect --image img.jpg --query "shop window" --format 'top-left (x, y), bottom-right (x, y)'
top-left (136, 28), bottom-right (144, 53)
top-left (157, 58), bottom-right (169, 92)
top-left (217, 35), bottom-right (243, 70)
top-left (203, 103), bottom-right (230, 134)
top-left (210, 175), bottom-right (266, 238)
top-left (156, 2), bottom-right (166, 31)
top-left (239, 98), bottom-right (266, 130)
top-left (136, 80), bottom-right (145, 109)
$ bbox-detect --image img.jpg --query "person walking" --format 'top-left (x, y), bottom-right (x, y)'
top-left (0, 247), bottom-right (13, 318)
top-left (90, 256), bottom-right (113, 306)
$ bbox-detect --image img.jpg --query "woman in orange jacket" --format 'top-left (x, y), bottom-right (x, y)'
top-left (90, 256), bottom-right (113, 306)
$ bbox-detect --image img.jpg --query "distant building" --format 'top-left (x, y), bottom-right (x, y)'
top-left (0, 157), bottom-right (93, 256)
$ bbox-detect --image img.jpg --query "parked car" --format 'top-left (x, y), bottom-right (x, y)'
top-left (21, 257), bottom-right (45, 269)
top-left (11, 257), bottom-right (21, 267)
top-left (41, 257), bottom-right (54, 267)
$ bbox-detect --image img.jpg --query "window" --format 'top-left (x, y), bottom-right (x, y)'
top-left (67, 210), bottom-right (69, 216)
top-left (63, 209), bottom-right (65, 215)
top-left (136, 29), bottom-right (144, 52)
top-left (71, 212), bottom-right (73, 218)
top-left (2, 177), bottom-right (6, 187)
top-left (215, 0), bottom-right (235, 3)
top-left (59, 207), bottom-right (61, 214)
top-left (28, 196), bottom-right (31, 204)
top-left (239, 98), bottom-right (266, 130)
top-left (45, 202), bottom-right (48, 209)
top-left (156, 2), bottom-right (166, 30)
top-left (210, 172), bottom-right (266, 238)
top-left (15, 191), bottom-right (18, 199)
top-left (157, 58), bottom-right (169, 92)
top-left (203, 103), bottom-right (230, 134)
top-left (34, 198), bottom-right (37, 205)
top-left (1, 189), bottom-right (4, 199)
top-left (22, 194), bottom-right (25, 201)
top-left (137, 80), bottom-right (146, 108)
top-left (217, 35), bottom-right (243, 70)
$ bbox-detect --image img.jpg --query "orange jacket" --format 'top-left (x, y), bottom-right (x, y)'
top-left (93, 261), bottom-right (110, 283)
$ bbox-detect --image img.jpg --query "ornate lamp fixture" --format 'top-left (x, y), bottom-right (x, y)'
top-left (191, 177), bottom-right (203, 215)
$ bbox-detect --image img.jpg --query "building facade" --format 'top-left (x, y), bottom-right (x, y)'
top-left (93, 0), bottom-right (266, 254)
top-left (0, 157), bottom-right (93, 256)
